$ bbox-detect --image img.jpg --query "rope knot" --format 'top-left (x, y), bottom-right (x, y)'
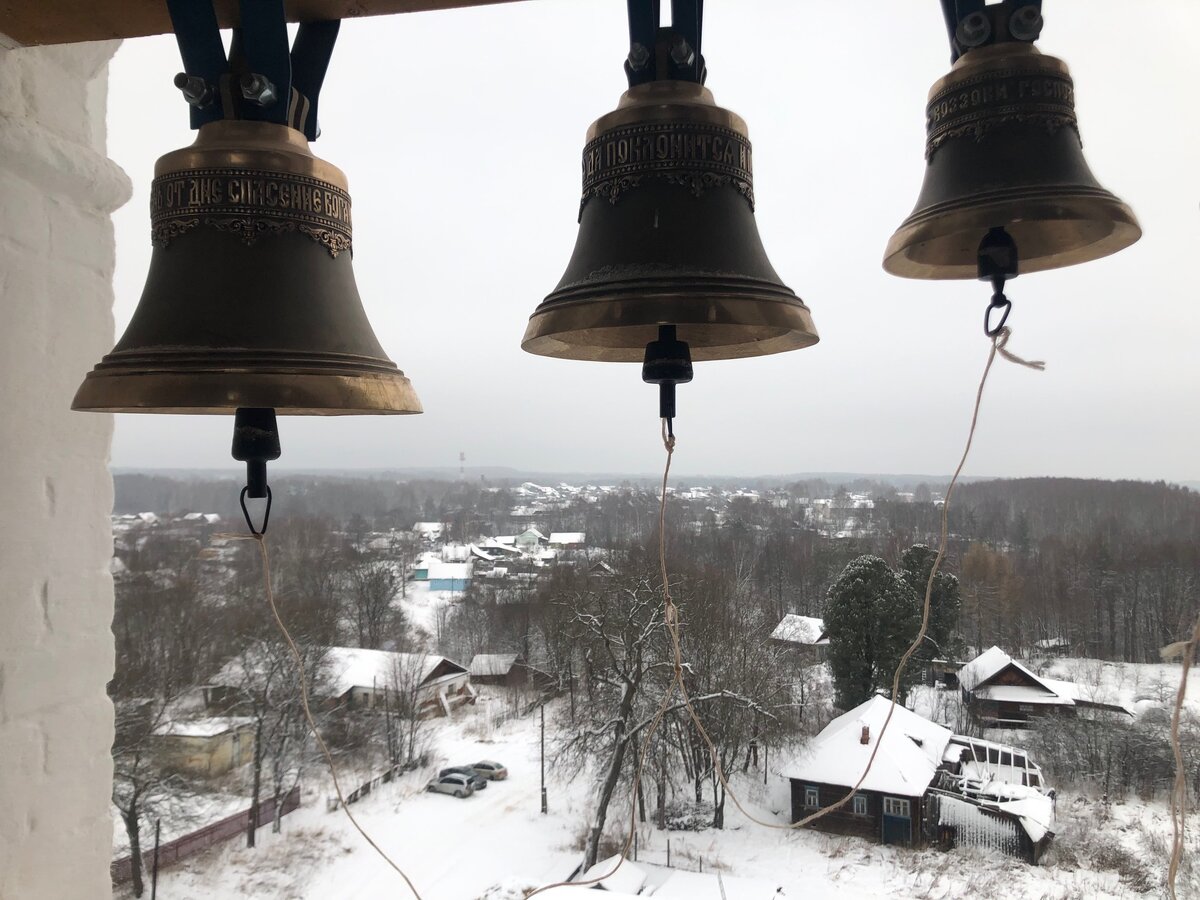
top-left (992, 326), bottom-right (1046, 371)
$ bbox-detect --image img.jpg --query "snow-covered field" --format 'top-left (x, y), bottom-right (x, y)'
top-left (124, 680), bottom-right (1197, 900)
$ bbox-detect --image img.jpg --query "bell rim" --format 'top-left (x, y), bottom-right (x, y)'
top-left (522, 286), bottom-right (819, 363)
top-left (882, 190), bottom-right (1143, 280)
top-left (71, 370), bottom-right (422, 415)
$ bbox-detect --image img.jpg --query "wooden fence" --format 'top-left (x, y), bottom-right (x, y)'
top-left (111, 786), bottom-right (301, 885)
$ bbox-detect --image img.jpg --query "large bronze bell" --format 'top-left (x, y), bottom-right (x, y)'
top-left (73, 119), bottom-right (421, 415)
top-left (884, 40), bottom-right (1141, 279)
top-left (523, 79), bottom-right (818, 363)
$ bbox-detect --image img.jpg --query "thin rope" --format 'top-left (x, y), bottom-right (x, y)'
top-left (218, 532), bottom-right (426, 900)
top-left (1166, 609), bottom-right (1200, 899)
top-left (526, 422), bottom-right (679, 897)
top-left (654, 325), bottom-right (1042, 834)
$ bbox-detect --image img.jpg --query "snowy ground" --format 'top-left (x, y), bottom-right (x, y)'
top-left (123, 684), bottom-right (1197, 900)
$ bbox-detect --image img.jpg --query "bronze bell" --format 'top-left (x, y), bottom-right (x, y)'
top-left (884, 40), bottom-right (1141, 279)
top-left (73, 119), bottom-right (421, 415)
top-left (523, 80), bottom-right (818, 363)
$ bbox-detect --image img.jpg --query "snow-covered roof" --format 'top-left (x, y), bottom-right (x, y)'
top-left (324, 647), bottom-right (465, 695)
top-left (517, 528), bottom-right (547, 541)
top-left (958, 646), bottom-right (1051, 694)
top-left (576, 855), bottom-right (646, 894)
top-left (972, 684), bottom-right (1073, 706)
top-left (1041, 678), bottom-right (1133, 715)
top-left (784, 696), bottom-right (952, 796)
top-left (412, 521), bottom-right (444, 537)
top-left (427, 561), bottom-right (472, 580)
top-left (770, 614), bottom-right (827, 646)
top-left (549, 532), bottom-right (586, 544)
top-left (469, 653), bottom-right (521, 677)
top-left (154, 716), bottom-right (254, 738)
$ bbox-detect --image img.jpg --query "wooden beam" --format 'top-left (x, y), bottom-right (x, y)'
top-left (0, 0), bottom-right (526, 48)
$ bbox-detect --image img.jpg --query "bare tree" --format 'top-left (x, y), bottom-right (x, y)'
top-left (348, 561), bottom-right (401, 649)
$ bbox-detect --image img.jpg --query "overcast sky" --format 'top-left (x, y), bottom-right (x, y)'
top-left (105, 0), bottom-right (1199, 481)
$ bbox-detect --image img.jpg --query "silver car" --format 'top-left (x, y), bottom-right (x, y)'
top-left (470, 760), bottom-right (508, 781)
top-left (426, 772), bottom-right (474, 798)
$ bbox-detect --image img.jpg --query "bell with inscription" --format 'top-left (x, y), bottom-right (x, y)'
top-left (523, 77), bottom-right (818, 363)
top-left (73, 119), bottom-right (421, 415)
top-left (884, 3), bottom-right (1140, 279)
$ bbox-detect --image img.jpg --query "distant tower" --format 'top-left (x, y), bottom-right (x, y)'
top-left (459, 451), bottom-right (465, 480)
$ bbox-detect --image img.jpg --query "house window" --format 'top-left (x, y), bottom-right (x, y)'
top-left (853, 794), bottom-right (868, 816)
top-left (883, 797), bottom-right (911, 818)
top-left (804, 786), bottom-right (820, 808)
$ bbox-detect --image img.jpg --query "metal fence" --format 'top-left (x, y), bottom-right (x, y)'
top-left (111, 786), bottom-right (301, 885)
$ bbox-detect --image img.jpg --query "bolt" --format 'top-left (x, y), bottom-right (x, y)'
top-left (669, 35), bottom-right (695, 69)
top-left (627, 42), bottom-right (651, 71)
top-left (1009, 5), bottom-right (1044, 41)
top-left (173, 73), bottom-right (213, 109)
top-left (955, 11), bottom-right (992, 48)
top-left (240, 73), bottom-right (278, 108)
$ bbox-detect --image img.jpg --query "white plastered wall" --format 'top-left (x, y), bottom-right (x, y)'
top-left (0, 39), bottom-right (131, 899)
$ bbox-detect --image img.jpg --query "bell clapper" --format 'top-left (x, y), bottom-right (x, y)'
top-left (642, 324), bottom-right (694, 438)
top-left (231, 407), bottom-right (281, 535)
top-left (979, 227), bottom-right (1018, 337)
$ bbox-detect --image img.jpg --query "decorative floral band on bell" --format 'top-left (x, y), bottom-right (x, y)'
top-left (150, 166), bottom-right (353, 256)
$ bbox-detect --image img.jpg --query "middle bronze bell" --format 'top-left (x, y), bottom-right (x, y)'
top-left (522, 79), bottom-right (818, 363)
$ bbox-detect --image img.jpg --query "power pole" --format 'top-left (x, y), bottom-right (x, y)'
top-left (540, 704), bottom-right (548, 814)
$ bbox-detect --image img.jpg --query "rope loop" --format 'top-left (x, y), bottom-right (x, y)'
top-left (238, 485), bottom-right (273, 535)
top-left (984, 294), bottom-right (1012, 337)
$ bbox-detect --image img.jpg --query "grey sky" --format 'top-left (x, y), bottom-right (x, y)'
top-left (106, 0), bottom-right (1200, 481)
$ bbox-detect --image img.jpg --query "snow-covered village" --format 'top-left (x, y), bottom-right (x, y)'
top-left (104, 472), bottom-right (1200, 899)
top-left (4, 3), bottom-right (1200, 900)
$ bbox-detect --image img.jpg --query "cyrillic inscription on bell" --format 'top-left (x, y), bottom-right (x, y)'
top-left (523, 80), bottom-right (818, 363)
top-left (884, 42), bottom-right (1141, 280)
top-left (72, 120), bottom-right (421, 416)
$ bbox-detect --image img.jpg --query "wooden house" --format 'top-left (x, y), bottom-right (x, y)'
top-left (786, 696), bottom-right (951, 847)
top-left (959, 646), bottom-right (1130, 728)
top-left (323, 648), bottom-right (474, 718)
top-left (769, 614), bottom-right (829, 661)
top-left (785, 696), bottom-right (1055, 863)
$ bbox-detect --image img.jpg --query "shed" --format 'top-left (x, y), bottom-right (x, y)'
top-left (427, 561), bottom-right (472, 592)
top-left (548, 532), bottom-right (586, 550)
top-left (468, 653), bottom-right (529, 687)
top-left (154, 716), bottom-right (255, 777)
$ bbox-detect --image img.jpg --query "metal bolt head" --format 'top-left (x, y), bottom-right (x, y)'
top-left (174, 72), bottom-right (213, 108)
top-left (240, 73), bottom-right (278, 108)
top-left (956, 11), bottom-right (992, 48)
top-left (669, 35), bottom-right (695, 68)
top-left (1009, 5), bottom-right (1044, 41)
top-left (627, 42), bottom-right (651, 71)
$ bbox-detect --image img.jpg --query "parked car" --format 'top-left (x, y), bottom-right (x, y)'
top-left (470, 760), bottom-right (508, 781)
top-left (438, 766), bottom-right (488, 790)
top-left (426, 773), bottom-right (474, 798)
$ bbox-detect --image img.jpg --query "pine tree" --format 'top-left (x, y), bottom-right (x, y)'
top-left (823, 555), bottom-right (921, 709)
top-left (899, 544), bottom-right (964, 664)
